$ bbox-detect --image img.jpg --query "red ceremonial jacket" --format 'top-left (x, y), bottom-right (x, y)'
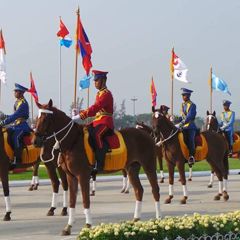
top-left (79, 87), bottom-right (114, 129)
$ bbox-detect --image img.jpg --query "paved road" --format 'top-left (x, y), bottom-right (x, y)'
top-left (0, 172), bottom-right (240, 240)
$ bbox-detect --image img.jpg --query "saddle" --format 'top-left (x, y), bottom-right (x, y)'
top-left (83, 127), bottom-right (127, 171)
top-left (221, 133), bottom-right (240, 153)
top-left (3, 130), bottom-right (41, 164)
top-left (178, 132), bottom-right (208, 161)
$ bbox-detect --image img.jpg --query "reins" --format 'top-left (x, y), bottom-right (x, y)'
top-left (156, 128), bottom-right (179, 147)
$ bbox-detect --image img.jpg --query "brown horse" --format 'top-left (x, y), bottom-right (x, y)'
top-left (32, 99), bottom-right (161, 236)
top-left (0, 128), bottom-right (68, 221)
top-left (152, 106), bottom-right (229, 204)
top-left (206, 110), bottom-right (240, 187)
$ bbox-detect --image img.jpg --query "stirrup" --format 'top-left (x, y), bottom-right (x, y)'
top-left (188, 156), bottom-right (195, 165)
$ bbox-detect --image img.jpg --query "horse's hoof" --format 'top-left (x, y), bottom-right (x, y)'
top-left (90, 190), bottom-right (95, 196)
top-left (28, 184), bottom-right (34, 191)
top-left (187, 178), bottom-right (192, 181)
top-left (131, 218), bottom-right (140, 223)
top-left (33, 184), bottom-right (39, 190)
top-left (213, 193), bottom-right (222, 201)
top-left (164, 195), bottom-right (173, 204)
top-left (180, 196), bottom-right (188, 204)
top-left (46, 207), bottom-right (56, 216)
top-left (60, 224), bottom-right (72, 236)
top-left (3, 212), bottom-right (11, 221)
top-left (85, 223), bottom-right (91, 228)
top-left (60, 207), bottom-right (68, 216)
top-left (223, 191), bottom-right (229, 201)
top-left (207, 183), bottom-right (213, 188)
top-left (120, 188), bottom-right (126, 193)
top-left (159, 178), bottom-right (164, 183)
top-left (124, 189), bottom-right (129, 194)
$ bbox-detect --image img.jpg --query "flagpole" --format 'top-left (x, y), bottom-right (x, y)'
top-left (31, 95), bottom-right (33, 123)
top-left (87, 87), bottom-right (89, 124)
top-left (209, 67), bottom-right (212, 113)
top-left (74, 7), bottom-right (80, 109)
top-left (59, 32), bottom-right (62, 110)
top-left (170, 47), bottom-right (174, 116)
top-left (0, 81), bottom-right (1, 110)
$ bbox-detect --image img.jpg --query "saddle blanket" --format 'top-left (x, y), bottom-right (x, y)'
top-left (83, 127), bottom-right (127, 171)
top-left (178, 132), bottom-right (208, 161)
top-left (3, 130), bottom-right (41, 164)
top-left (222, 133), bottom-right (240, 153)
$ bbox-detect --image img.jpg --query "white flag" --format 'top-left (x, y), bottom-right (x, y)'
top-left (173, 52), bottom-right (190, 83)
top-left (0, 30), bottom-right (7, 84)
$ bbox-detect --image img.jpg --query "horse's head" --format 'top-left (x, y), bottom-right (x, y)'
top-left (33, 99), bottom-right (55, 148)
top-left (206, 110), bottom-right (218, 131)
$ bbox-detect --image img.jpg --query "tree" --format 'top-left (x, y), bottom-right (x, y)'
top-left (118, 99), bottom-right (126, 119)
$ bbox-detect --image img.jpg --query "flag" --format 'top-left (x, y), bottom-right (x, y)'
top-left (211, 73), bottom-right (231, 95)
top-left (76, 14), bottom-right (92, 75)
top-left (150, 77), bottom-right (157, 107)
top-left (79, 74), bottom-right (91, 90)
top-left (27, 72), bottom-right (39, 102)
top-left (172, 50), bottom-right (190, 83)
top-left (57, 18), bottom-right (72, 48)
top-left (0, 30), bottom-right (7, 84)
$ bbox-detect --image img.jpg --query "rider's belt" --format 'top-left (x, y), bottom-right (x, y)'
top-left (96, 112), bottom-right (112, 117)
top-left (17, 118), bottom-right (27, 122)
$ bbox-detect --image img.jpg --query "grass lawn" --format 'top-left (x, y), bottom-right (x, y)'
top-left (8, 158), bottom-right (240, 181)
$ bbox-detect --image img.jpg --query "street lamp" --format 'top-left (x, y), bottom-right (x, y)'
top-left (131, 96), bottom-right (137, 120)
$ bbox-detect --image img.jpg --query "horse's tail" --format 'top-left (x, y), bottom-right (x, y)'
top-left (223, 150), bottom-right (229, 175)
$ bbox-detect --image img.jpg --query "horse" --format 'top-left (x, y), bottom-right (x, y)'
top-left (206, 110), bottom-right (240, 187)
top-left (136, 121), bottom-right (194, 182)
top-left (0, 128), bottom-right (69, 221)
top-left (32, 99), bottom-right (161, 236)
top-left (152, 106), bottom-right (229, 204)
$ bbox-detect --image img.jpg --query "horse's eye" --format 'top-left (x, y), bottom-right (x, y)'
top-left (154, 112), bottom-right (159, 118)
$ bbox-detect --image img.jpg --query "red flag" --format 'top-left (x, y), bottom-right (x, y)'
top-left (75, 14), bottom-right (92, 75)
top-left (150, 77), bottom-right (157, 107)
top-left (27, 72), bottom-right (39, 102)
top-left (57, 18), bottom-right (69, 38)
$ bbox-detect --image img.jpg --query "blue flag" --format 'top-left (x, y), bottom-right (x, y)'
top-left (211, 73), bottom-right (231, 95)
top-left (79, 75), bottom-right (91, 90)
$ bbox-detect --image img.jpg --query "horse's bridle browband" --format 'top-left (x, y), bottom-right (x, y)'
top-left (206, 115), bottom-right (220, 132)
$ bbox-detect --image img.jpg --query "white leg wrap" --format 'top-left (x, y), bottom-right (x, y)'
top-left (84, 208), bottom-right (92, 225)
top-left (209, 173), bottom-right (214, 184)
top-left (155, 201), bottom-right (162, 218)
top-left (134, 201), bottom-right (142, 219)
top-left (122, 177), bottom-right (127, 189)
top-left (126, 178), bottom-right (130, 191)
top-left (51, 192), bottom-right (58, 208)
top-left (5, 196), bottom-right (11, 212)
top-left (219, 181), bottom-right (223, 194)
top-left (36, 176), bottom-right (39, 184)
top-left (31, 176), bottom-right (35, 185)
top-left (92, 181), bottom-right (96, 191)
top-left (169, 185), bottom-right (174, 196)
top-left (68, 208), bottom-right (75, 225)
top-left (189, 168), bottom-right (192, 178)
top-left (223, 179), bottom-right (228, 192)
top-left (63, 191), bottom-right (68, 208)
top-left (160, 170), bottom-right (164, 178)
top-left (182, 185), bottom-right (188, 197)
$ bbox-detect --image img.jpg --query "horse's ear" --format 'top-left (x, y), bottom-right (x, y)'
top-left (159, 105), bottom-right (163, 113)
top-left (35, 101), bottom-right (42, 109)
top-left (206, 110), bottom-right (209, 115)
top-left (48, 99), bottom-right (53, 109)
top-left (152, 106), bottom-right (155, 112)
top-left (213, 111), bottom-right (216, 116)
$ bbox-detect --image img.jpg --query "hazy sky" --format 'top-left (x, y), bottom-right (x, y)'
top-left (0, 0), bottom-right (239, 120)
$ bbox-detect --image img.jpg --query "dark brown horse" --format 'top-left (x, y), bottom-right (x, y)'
top-left (0, 128), bottom-right (68, 221)
top-left (152, 106), bottom-right (229, 204)
top-left (206, 110), bottom-right (240, 187)
top-left (32, 100), bottom-right (161, 236)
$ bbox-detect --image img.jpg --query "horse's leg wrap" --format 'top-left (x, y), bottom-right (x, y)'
top-left (223, 179), bottom-right (228, 193)
top-left (51, 192), bottom-right (58, 208)
top-left (159, 170), bottom-right (164, 183)
top-left (188, 168), bottom-right (192, 181)
top-left (155, 201), bottom-right (162, 218)
top-left (208, 173), bottom-right (214, 188)
top-left (90, 181), bottom-right (96, 196)
top-left (5, 196), bottom-right (11, 212)
top-left (182, 185), bottom-right (188, 197)
top-left (218, 181), bottom-right (223, 194)
top-left (63, 190), bottom-right (68, 208)
top-left (68, 208), bottom-right (75, 225)
top-left (133, 201), bottom-right (142, 220)
top-left (120, 177), bottom-right (127, 193)
top-left (84, 208), bottom-right (92, 226)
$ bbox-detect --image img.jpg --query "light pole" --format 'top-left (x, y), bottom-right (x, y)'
top-left (131, 96), bottom-right (137, 121)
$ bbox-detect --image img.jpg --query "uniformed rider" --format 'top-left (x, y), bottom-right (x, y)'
top-left (219, 100), bottom-right (235, 157)
top-left (160, 105), bottom-right (173, 122)
top-left (72, 70), bottom-right (114, 175)
top-left (175, 88), bottom-right (198, 165)
top-left (0, 83), bottom-right (31, 170)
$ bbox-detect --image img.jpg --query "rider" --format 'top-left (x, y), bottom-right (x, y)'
top-left (175, 88), bottom-right (198, 165)
top-left (161, 105), bottom-right (174, 122)
top-left (0, 83), bottom-right (31, 170)
top-left (219, 100), bottom-right (235, 157)
top-left (72, 70), bottom-right (114, 175)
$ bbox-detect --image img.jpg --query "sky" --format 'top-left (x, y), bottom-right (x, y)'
top-left (0, 0), bottom-right (239, 120)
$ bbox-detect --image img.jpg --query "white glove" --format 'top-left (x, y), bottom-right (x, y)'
top-left (175, 123), bottom-right (182, 129)
top-left (170, 116), bottom-right (174, 122)
top-left (0, 111), bottom-right (6, 120)
top-left (72, 108), bottom-right (79, 117)
top-left (72, 115), bottom-right (80, 121)
top-left (220, 126), bottom-right (226, 131)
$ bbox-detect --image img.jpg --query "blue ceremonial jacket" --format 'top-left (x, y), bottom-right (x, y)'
top-left (179, 100), bottom-right (198, 130)
top-left (219, 110), bottom-right (235, 132)
top-left (4, 97), bottom-right (31, 132)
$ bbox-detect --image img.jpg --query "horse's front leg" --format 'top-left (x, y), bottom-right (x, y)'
top-left (165, 161), bottom-right (175, 204)
top-left (187, 164), bottom-right (193, 181)
top-left (208, 170), bottom-right (215, 188)
top-left (176, 161), bottom-right (188, 204)
top-left (28, 160), bottom-right (40, 191)
top-left (158, 147), bottom-right (165, 183)
top-left (90, 174), bottom-right (96, 196)
top-left (120, 169), bottom-right (130, 194)
top-left (60, 175), bottom-right (78, 236)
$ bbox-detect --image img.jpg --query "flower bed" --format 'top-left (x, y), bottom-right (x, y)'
top-left (78, 211), bottom-right (240, 240)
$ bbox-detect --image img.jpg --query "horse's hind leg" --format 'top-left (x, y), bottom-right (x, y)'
top-left (120, 169), bottom-right (130, 194)
top-left (90, 174), bottom-right (96, 196)
top-left (165, 161), bottom-right (175, 204)
top-left (126, 162), bottom-right (144, 222)
top-left (176, 161), bottom-right (188, 204)
top-left (157, 147), bottom-right (164, 183)
top-left (29, 160), bottom-right (40, 191)
top-left (57, 166), bottom-right (68, 216)
top-left (208, 170), bottom-right (215, 188)
top-left (188, 164), bottom-right (193, 181)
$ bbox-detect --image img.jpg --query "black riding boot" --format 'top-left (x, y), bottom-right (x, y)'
top-left (228, 146), bottom-right (233, 158)
top-left (14, 147), bottom-right (23, 165)
top-left (188, 149), bottom-right (195, 165)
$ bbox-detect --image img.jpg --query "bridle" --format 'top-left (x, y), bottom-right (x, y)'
top-left (206, 114), bottom-right (219, 132)
top-left (136, 123), bottom-right (155, 138)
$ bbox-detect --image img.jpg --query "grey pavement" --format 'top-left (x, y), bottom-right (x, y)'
top-left (0, 172), bottom-right (240, 240)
